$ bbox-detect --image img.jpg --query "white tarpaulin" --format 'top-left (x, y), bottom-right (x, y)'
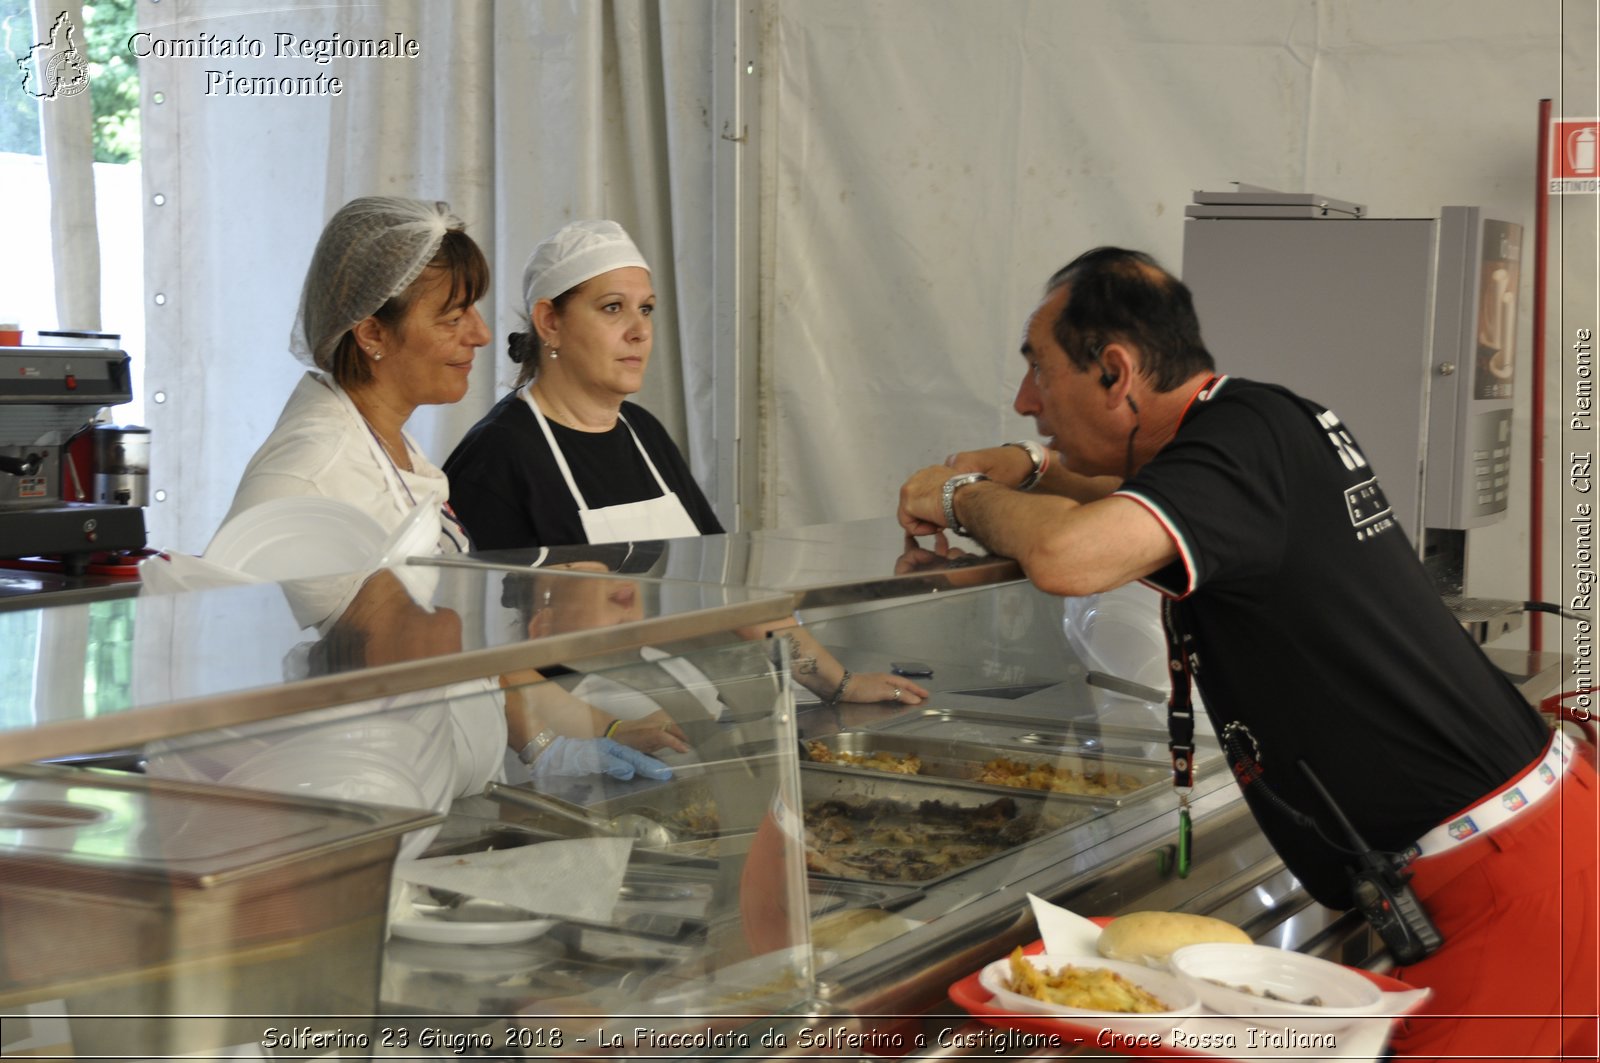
top-left (121, 0), bottom-right (1596, 609)
top-left (763, 0), bottom-right (1596, 611)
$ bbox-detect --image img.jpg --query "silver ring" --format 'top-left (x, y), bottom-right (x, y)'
top-left (892, 687), bottom-right (902, 701)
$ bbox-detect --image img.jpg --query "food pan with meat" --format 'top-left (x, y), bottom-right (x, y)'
top-left (800, 766), bottom-right (1103, 885)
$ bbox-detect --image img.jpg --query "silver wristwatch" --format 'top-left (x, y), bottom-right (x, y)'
top-left (941, 472), bottom-right (988, 536)
top-left (1004, 439), bottom-right (1048, 490)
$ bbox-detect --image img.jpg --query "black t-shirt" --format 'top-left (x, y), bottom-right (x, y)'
top-left (443, 390), bottom-right (724, 550)
top-left (1118, 376), bottom-right (1547, 906)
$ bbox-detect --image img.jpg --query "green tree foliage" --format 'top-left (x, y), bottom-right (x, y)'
top-left (83, 0), bottom-right (138, 162)
top-left (0, 0), bottom-right (138, 162)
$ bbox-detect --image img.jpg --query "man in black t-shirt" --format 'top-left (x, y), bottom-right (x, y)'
top-left (897, 247), bottom-right (1595, 1061)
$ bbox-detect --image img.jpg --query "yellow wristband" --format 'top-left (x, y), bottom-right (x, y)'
top-left (604, 719), bottom-right (622, 739)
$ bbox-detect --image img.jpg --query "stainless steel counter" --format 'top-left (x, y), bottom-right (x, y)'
top-left (0, 520), bottom-right (1348, 1058)
top-left (0, 565), bottom-right (141, 613)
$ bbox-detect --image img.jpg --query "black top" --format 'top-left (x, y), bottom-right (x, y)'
top-left (443, 390), bottom-right (724, 550)
top-left (1119, 377), bottom-right (1547, 906)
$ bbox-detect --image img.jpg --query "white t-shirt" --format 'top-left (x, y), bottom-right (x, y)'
top-left (225, 371), bottom-right (462, 552)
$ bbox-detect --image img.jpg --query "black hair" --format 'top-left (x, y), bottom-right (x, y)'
top-left (508, 286), bottom-right (580, 389)
top-left (1045, 247), bottom-right (1215, 391)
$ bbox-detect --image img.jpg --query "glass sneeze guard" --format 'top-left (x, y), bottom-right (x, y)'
top-left (0, 563), bottom-right (796, 767)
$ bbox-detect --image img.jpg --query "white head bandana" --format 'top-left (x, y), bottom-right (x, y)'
top-left (521, 219), bottom-right (649, 310)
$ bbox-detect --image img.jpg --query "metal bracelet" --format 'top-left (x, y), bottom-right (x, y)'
top-left (941, 472), bottom-right (988, 536)
top-left (1004, 439), bottom-right (1048, 490)
top-left (825, 670), bottom-right (853, 706)
top-left (518, 728), bottom-right (558, 764)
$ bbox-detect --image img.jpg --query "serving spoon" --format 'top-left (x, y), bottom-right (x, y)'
top-left (483, 781), bottom-right (679, 849)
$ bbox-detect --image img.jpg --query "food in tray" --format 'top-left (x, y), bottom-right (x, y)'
top-left (810, 908), bottom-right (923, 962)
top-left (803, 740), bottom-right (922, 774)
top-left (973, 755), bottom-right (1144, 797)
top-left (805, 741), bottom-right (1145, 797)
top-left (1097, 910), bottom-right (1252, 966)
top-left (1004, 947), bottom-right (1171, 1013)
top-left (667, 799), bottom-right (721, 835)
top-left (802, 795), bottom-right (1057, 882)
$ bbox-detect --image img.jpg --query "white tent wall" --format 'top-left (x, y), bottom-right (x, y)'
top-left (129, 0), bottom-right (1596, 619)
top-left (766, 0), bottom-right (1594, 618)
top-left (140, 0), bottom-right (723, 554)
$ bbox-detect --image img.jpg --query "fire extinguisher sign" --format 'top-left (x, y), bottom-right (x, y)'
top-left (1551, 118), bottom-right (1600, 194)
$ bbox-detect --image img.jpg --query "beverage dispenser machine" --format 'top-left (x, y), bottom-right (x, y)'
top-left (1180, 185), bottom-right (1521, 633)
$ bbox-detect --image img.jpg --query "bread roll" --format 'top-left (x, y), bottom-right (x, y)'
top-left (1097, 911), bottom-right (1250, 965)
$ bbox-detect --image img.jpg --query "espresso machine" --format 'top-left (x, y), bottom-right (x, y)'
top-left (0, 340), bottom-right (147, 575)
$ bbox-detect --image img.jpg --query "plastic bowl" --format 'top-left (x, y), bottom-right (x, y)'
top-left (1167, 943), bottom-right (1384, 1031)
top-left (977, 952), bottom-right (1201, 1034)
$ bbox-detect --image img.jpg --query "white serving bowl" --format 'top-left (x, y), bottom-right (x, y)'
top-left (978, 952), bottom-right (1201, 1034)
top-left (1167, 943), bottom-right (1384, 1032)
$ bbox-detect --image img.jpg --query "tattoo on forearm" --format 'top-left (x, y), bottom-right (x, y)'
top-left (784, 634), bottom-right (820, 676)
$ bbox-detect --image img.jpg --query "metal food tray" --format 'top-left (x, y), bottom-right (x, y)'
top-left (798, 764), bottom-right (1102, 887)
top-left (807, 877), bottom-right (921, 917)
top-left (804, 730), bottom-right (1169, 806)
top-left (863, 708), bottom-right (1221, 768)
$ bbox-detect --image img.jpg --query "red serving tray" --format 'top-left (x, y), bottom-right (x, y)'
top-left (947, 929), bottom-right (1420, 1059)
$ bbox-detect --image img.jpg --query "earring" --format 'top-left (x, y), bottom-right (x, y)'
top-left (542, 590), bottom-right (553, 608)
top-left (367, 347), bottom-right (383, 361)
top-left (548, 347), bottom-right (559, 360)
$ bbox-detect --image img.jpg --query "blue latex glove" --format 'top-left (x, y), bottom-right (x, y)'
top-left (532, 736), bottom-right (673, 782)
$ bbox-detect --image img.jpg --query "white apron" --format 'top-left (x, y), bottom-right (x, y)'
top-left (524, 389), bottom-right (700, 545)
top-left (321, 373), bottom-right (466, 554)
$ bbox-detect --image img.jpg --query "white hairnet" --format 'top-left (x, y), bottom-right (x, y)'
top-left (290, 196), bottom-right (462, 368)
top-left (522, 219), bottom-right (649, 309)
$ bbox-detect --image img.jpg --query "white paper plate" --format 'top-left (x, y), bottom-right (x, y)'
top-left (1168, 943), bottom-right (1384, 1032)
top-left (978, 952), bottom-right (1200, 1034)
top-left (392, 898), bottom-right (557, 946)
top-left (206, 496), bottom-right (387, 581)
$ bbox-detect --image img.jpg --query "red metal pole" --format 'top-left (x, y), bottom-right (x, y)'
top-left (1530, 98), bottom-right (1551, 652)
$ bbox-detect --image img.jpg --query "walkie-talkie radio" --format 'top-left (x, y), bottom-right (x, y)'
top-left (1298, 762), bottom-right (1444, 965)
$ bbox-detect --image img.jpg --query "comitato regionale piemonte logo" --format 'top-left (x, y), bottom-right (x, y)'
top-left (18, 10), bottom-right (90, 100)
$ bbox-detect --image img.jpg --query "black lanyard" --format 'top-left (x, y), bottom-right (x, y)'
top-left (1161, 596), bottom-right (1195, 876)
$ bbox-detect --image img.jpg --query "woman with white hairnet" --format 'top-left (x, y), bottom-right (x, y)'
top-left (147, 200), bottom-right (671, 857)
top-left (221, 196), bottom-right (489, 543)
top-left (445, 219), bottom-right (928, 709)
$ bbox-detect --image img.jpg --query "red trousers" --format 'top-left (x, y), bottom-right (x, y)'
top-left (1387, 750), bottom-right (1598, 1062)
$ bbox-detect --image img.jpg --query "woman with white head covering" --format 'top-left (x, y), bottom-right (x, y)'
top-left (444, 219), bottom-right (719, 547)
top-left (222, 196), bottom-right (489, 547)
top-left (446, 220), bottom-right (929, 710)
